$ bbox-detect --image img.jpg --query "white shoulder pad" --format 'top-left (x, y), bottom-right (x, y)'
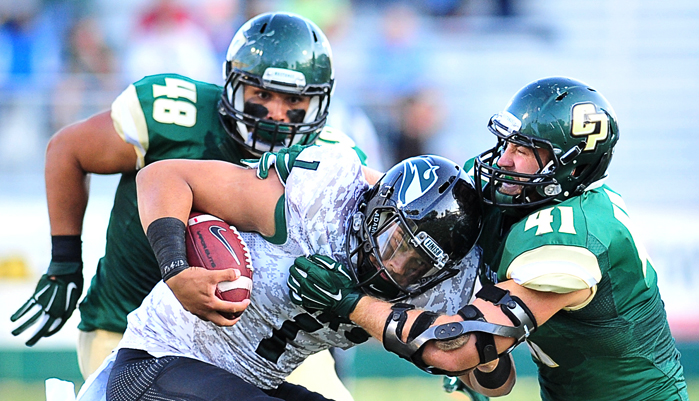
top-left (111, 84), bottom-right (148, 169)
top-left (506, 245), bottom-right (601, 293)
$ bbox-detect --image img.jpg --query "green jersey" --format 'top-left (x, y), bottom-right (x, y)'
top-left (464, 159), bottom-right (688, 401)
top-left (78, 74), bottom-right (246, 332)
top-left (78, 74), bottom-right (364, 333)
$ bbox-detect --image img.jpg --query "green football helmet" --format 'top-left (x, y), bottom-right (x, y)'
top-left (475, 76), bottom-right (620, 208)
top-left (218, 12), bottom-right (334, 156)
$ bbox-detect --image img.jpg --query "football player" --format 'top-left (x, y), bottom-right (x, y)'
top-left (86, 147), bottom-right (483, 400)
top-left (9, 12), bottom-right (369, 399)
top-left (289, 77), bottom-right (688, 400)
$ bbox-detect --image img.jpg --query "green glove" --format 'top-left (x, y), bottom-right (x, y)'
top-left (287, 254), bottom-right (363, 318)
top-left (443, 376), bottom-right (490, 401)
top-left (10, 260), bottom-right (83, 346)
top-left (242, 144), bottom-right (308, 181)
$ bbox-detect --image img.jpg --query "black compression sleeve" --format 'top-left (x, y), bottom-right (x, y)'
top-left (146, 217), bottom-right (189, 281)
top-left (472, 354), bottom-right (512, 390)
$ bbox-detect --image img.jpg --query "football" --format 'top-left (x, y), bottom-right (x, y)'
top-left (185, 212), bottom-right (253, 316)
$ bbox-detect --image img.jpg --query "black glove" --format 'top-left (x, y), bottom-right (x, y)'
top-left (287, 254), bottom-right (363, 319)
top-left (10, 236), bottom-right (83, 346)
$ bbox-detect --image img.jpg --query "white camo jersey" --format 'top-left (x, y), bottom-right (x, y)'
top-left (118, 144), bottom-right (480, 390)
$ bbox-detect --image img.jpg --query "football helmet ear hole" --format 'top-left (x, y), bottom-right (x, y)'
top-left (572, 164), bottom-right (588, 178)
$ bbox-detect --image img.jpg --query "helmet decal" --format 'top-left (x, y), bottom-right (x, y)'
top-left (398, 158), bottom-right (440, 207)
top-left (492, 111), bottom-right (522, 135)
top-left (262, 67), bottom-right (307, 90)
top-left (571, 102), bottom-right (609, 152)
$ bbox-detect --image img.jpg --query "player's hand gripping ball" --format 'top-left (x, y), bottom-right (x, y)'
top-left (185, 213), bottom-right (253, 316)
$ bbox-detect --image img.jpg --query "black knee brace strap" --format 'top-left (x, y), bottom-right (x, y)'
top-left (383, 303), bottom-right (441, 372)
top-left (476, 285), bottom-right (537, 331)
top-left (383, 303), bottom-right (415, 349)
top-left (458, 304), bottom-right (497, 364)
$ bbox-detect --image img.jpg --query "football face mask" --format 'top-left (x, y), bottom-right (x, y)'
top-left (366, 211), bottom-right (446, 291)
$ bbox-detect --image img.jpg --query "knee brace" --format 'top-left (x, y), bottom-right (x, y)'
top-left (382, 285), bottom-right (537, 375)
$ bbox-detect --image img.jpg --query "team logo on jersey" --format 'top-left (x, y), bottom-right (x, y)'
top-left (209, 226), bottom-right (241, 265)
top-left (397, 158), bottom-right (440, 207)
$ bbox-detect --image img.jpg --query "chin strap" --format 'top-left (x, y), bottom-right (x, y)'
top-left (382, 285), bottom-right (537, 375)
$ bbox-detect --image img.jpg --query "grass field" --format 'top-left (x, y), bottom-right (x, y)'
top-left (351, 376), bottom-right (543, 401)
top-left (354, 376), bottom-right (699, 401)
top-left (2, 376), bottom-right (698, 401)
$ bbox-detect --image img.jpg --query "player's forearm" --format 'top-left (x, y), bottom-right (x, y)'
top-left (45, 132), bottom-right (90, 236)
top-left (45, 110), bottom-right (138, 236)
top-left (348, 296), bottom-right (395, 340)
top-left (136, 160), bottom-right (194, 230)
top-left (349, 297), bottom-right (482, 372)
top-left (350, 296), bottom-right (517, 374)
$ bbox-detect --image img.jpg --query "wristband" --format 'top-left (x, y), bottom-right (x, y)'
top-left (51, 235), bottom-right (82, 263)
top-left (47, 236), bottom-right (83, 276)
top-left (146, 217), bottom-right (189, 281)
top-left (472, 354), bottom-right (512, 389)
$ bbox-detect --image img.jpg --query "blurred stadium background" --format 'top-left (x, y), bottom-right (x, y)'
top-left (1, 0), bottom-right (698, 399)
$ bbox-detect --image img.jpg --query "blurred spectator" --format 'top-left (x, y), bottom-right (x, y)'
top-left (387, 87), bottom-right (445, 165)
top-left (0, 1), bottom-right (64, 171)
top-left (327, 98), bottom-right (387, 171)
top-left (123, 0), bottom-right (219, 83)
top-left (0, 0), bottom-right (62, 89)
top-left (51, 16), bottom-right (120, 131)
top-left (240, 0), bottom-right (277, 20)
top-left (495, 0), bottom-right (517, 17)
top-left (368, 3), bottom-right (427, 101)
top-left (196, 0), bottom-right (244, 60)
top-left (416, 0), bottom-right (465, 17)
top-left (355, 2), bottom-right (434, 148)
